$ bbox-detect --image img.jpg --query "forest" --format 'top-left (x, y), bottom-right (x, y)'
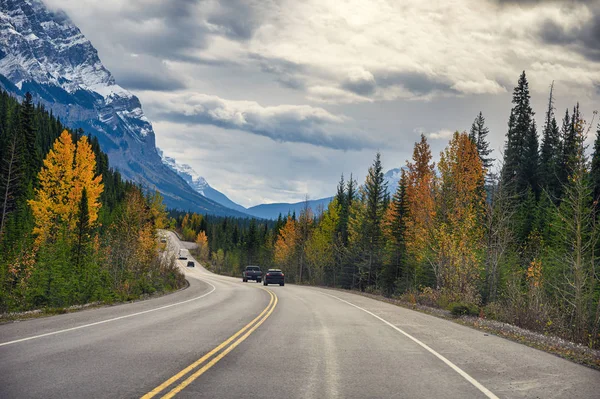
top-left (0, 91), bottom-right (184, 313)
top-left (174, 72), bottom-right (600, 349)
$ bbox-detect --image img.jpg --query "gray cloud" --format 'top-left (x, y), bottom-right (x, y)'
top-left (47, 0), bottom-right (266, 63)
top-left (538, 8), bottom-right (600, 61)
top-left (375, 70), bottom-right (457, 96)
top-left (249, 54), bottom-right (307, 90)
top-left (152, 93), bottom-right (375, 150)
top-left (107, 54), bottom-right (187, 91)
top-left (493, 0), bottom-right (594, 4)
top-left (341, 68), bottom-right (377, 96)
top-left (206, 0), bottom-right (261, 40)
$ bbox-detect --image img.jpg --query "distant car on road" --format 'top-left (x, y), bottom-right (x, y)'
top-left (160, 237), bottom-right (167, 243)
top-left (187, 261), bottom-right (195, 268)
top-left (178, 249), bottom-right (188, 260)
top-left (263, 269), bottom-right (284, 286)
top-left (242, 266), bottom-right (262, 283)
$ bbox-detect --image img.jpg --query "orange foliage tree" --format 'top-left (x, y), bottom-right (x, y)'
top-left (274, 216), bottom-right (298, 279)
top-left (29, 131), bottom-right (103, 244)
top-left (434, 131), bottom-right (486, 301)
top-left (196, 231), bottom-right (209, 262)
top-left (404, 134), bottom-right (437, 283)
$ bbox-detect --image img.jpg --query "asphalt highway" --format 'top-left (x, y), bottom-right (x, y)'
top-left (1, 231), bottom-right (599, 398)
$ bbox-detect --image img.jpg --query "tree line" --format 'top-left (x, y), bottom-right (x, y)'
top-left (174, 72), bottom-right (600, 349)
top-left (0, 91), bottom-right (183, 312)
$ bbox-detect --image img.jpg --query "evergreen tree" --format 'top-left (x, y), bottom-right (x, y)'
top-left (381, 170), bottom-right (408, 295)
top-left (363, 152), bottom-right (387, 286)
top-left (539, 83), bottom-right (562, 201)
top-left (335, 174), bottom-right (349, 245)
top-left (0, 120), bottom-right (24, 236)
top-left (501, 71), bottom-right (535, 195)
top-left (469, 111), bottom-right (494, 171)
top-left (20, 92), bottom-right (38, 182)
top-left (591, 124), bottom-right (600, 204)
top-left (523, 120), bottom-right (540, 198)
top-left (560, 107), bottom-right (575, 188)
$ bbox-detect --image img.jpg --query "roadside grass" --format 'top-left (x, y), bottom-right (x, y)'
top-left (0, 279), bottom-right (190, 324)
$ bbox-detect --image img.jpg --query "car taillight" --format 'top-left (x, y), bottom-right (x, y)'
top-left (281, 273), bottom-right (284, 277)
top-left (266, 273), bottom-right (271, 276)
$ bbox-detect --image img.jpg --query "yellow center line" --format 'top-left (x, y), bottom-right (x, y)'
top-left (141, 288), bottom-right (276, 399)
top-left (161, 291), bottom-right (279, 399)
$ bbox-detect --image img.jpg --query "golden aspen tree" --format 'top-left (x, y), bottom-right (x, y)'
top-left (71, 135), bottom-right (103, 228)
top-left (404, 134), bottom-right (437, 284)
top-left (274, 216), bottom-right (298, 278)
top-left (29, 130), bottom-right (103, 244)
top-left (195, 231), bottom-right (209, 262)
top-left (435, 131), bottom-right (486, 302)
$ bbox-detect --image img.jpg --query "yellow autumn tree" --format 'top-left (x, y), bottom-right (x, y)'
top-left (274, 216), bottom-right (298, 278)
top-left (404, 134), bottom-right (437, 282)
top-left (434, 131), bottom-right (485, 302)
top-left (29, 130), bottom-right (103, 244)
top-left (306, 199), bottom-right (340, 284)
top-left (196, 231), bottom-right (209, 263)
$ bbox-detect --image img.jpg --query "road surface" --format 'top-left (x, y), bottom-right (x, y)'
top-left (1, 231), bottom-right (599, 398)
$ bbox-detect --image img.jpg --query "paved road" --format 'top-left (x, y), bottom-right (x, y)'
top-left (1, 231), bottom-right (599, 398)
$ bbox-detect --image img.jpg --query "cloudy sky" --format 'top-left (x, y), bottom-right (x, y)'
top-left (45, 0), bottom-right (600, 207)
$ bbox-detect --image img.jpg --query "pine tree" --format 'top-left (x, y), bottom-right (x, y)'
top-left (469, 111), bottom-right (494, 171)
top-left (335, 174), bottom-right (349, 245)
top-left (20, 92), bottom-right (38, 182)
top-left (381, 169), bottom-right (408, 296)
top-left (363, 152), bottom-right (387, 286)
top-left (0, 123), bottom-right (24, 237)
top-left (523, 120), bottom-right (540, 198)
top-left (591, 124), bottom-right (600, 204)
top-left (539, 83), bottom-right (562, 201)
top-left (562, 104), bottom-right (581, 182)
top-left (501, 71), bottom-right (535, 195)
top-left (559, 108), bottom-right (574, 189)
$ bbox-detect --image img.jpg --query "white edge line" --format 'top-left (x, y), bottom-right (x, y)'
top-left (323, 292), bottom-right (499, 399)
top-left (0, 280), bottom-right (217, 347)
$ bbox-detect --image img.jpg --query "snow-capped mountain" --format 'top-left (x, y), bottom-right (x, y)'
top-left (0, 0), bottom-right (247, 216)
top-left (384, 168), bottom-right (403, 193)
top-left (158, 150), bottom-right (248, 214)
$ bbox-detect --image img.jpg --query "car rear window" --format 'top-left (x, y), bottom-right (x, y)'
top-left (246, 266), bottom-right (260, 271)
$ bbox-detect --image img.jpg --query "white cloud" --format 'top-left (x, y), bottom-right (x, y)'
top-left (146, 92), bottom-right (377, 150)
top-left (427, 129), bottom-right (455, 140)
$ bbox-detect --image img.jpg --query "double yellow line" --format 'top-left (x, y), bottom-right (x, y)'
top-left (141, 288), bottom-right (278, 399)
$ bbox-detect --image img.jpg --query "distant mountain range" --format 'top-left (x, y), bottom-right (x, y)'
top-left (163, 153), bottom-right (404, 219)
top-left (160, 153), bottom-right (335, 219)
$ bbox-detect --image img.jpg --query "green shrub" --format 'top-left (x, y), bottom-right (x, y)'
top-left (449, 302), bottom-right (479, 317)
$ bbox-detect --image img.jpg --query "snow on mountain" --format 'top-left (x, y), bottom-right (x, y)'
top-left (0, 0), bottom-right (247, 216)
top-left (158, 149), bottom-right (247, 214)
top-left (384, 168), bottom-right (403, 193)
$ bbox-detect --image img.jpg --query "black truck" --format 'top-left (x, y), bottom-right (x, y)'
top-left (242, 266), bottom-right (262, 283)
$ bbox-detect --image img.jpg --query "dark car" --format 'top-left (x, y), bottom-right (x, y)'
top-left (263, 269), bottom-right (284, 286)
top-left (187, 261), bottom-right (195, 267)
top-left (242, 266), bottom-right (262, 283)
